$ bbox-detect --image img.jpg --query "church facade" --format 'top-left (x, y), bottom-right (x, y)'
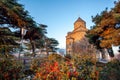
top-left (66, 17), bottom-right (89, 54)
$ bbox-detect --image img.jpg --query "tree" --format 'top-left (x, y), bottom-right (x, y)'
top-left (88, 1), bottom-right (120, 49)
top-left (0, 0), bottom-right (36, 40)
top-left (0, 0), bottom-right (22, 27)
top-left (24, 24), bottom-right (47, 56)
top-left (0, 0), bottom-right (36, 57)
top-left (0, 27), bottom-right (19, 57)
top-left (0, 55), bottom-right (24, 79)
top-left (44, 38), bottom-right (59, 55)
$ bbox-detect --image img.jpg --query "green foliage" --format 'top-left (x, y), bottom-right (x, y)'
top-left (99, 60), bottom-right (120, 80)
top-left (24, 25), bottom-right (48, 56)
top-left (86, 33), bottom-right (101, 49)
top-left (0, 54), bottom-right (24, 79)
top-left (0, 0), bottom-right (31, 28)
top-left (0, 0), bottom-right (59, 57)
top-left (0, 27), bottom-right (19, 56)
top-left (71, 54), bottom-right (96, 80)
top-left (45, 38), bottom-right (59, 55)
top-left (48, 53), bottom-right (63, 62)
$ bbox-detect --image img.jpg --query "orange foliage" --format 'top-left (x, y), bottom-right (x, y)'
top-left (34, 61), bottom-right (62, 80)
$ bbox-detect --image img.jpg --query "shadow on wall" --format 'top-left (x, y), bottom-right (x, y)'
top-left (72, 37), bottom-right (90, 54)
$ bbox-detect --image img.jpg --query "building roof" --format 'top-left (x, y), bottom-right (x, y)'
top-left (74, 17), bottom-right (85, 24)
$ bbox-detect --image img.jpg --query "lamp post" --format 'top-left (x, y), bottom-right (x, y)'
top-left (19, 27), bottom-right (26, 59)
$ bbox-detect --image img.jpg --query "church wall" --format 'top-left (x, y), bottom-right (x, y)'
top-left (74, 21), bottom-right (85, 30)
top-left (66, 17), bottom-right (88, 54)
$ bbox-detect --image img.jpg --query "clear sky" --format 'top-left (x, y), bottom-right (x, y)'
top-left (19, 0), bottom-right (116, 49)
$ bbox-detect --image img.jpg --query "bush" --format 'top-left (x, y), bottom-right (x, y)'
top-left (31, 53), bottom-right (96, 80)
top-left (99, 59), bottom-right (120, 80)
top-left (0, 55), bottom-right (24, 79)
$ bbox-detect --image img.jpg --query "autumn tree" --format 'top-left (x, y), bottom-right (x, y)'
top-left (88, 1), bottom-right (120, 49)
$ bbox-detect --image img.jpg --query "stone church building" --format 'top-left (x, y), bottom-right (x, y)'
top-left (66, 17), bottom-right (89, 54)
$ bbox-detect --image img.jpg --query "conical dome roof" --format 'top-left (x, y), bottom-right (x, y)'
top-left (74, 17), bottom-right (85, 24)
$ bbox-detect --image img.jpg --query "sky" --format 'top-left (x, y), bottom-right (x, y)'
top-left (19, 0), bottom-right (117, 49)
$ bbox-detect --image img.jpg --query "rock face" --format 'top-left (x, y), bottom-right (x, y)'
top-left (66, 17), bottom-right (89, 54)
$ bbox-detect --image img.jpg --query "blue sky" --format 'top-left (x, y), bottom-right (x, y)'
top-left (19, 0), bottom-right (116, 48)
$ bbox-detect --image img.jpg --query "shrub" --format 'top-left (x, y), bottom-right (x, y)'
top-left (0, 55), bottom-right (24, 79)
top-left (32, 53), bottom-right (96, 80)
top-left (99, 59), bottom-right (120, 80)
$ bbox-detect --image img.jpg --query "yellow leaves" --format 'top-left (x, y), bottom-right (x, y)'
top-left (100, 17), bottom-right (115, 28)
top-left (113, 13), bottom-right (120, 23)
top-left (89, 27), bottom-right (101, 35)
top-left (100, 40), bottom-right (111, 48)
top-left (100, 27), bottom-right (114, 37)
top-left (89, 2), bottom-right (120, 49)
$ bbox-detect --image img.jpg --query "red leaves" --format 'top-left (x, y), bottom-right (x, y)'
top-left (34, 61), bottom-right (62, 80)
top-left (34, 60), bottom-right (80, 80)
top-left (50, 62), bottom-right (59, 72)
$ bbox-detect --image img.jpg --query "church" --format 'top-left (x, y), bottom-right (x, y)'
top-left (66, 17), bottom-right (89, 54)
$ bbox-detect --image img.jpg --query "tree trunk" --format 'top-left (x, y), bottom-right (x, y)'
top-left (100, 49), bottom-right (106, 59)
top-left (4, 46), bottom-right (8, 58)
top-left (30, 40), bottom-right (36, 57)
top-left (46, 49), bottom-right (49, 56)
